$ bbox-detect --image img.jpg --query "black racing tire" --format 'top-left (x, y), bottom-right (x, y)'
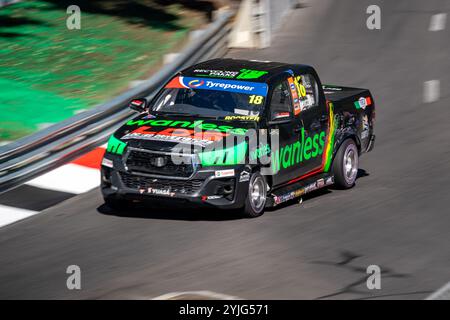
top-left (242, 172), bottom-right (267, 218)
top-left (332, 139), bottom-right (359, 189)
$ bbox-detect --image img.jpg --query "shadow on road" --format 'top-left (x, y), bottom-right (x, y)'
top-left (97, 203), bottom-right (245, 221)
top-left (310, 250), bottom-right (434, 300)
top-left (98, 169), bottom-right (370, 220)
top-left (356, 168), bottom-right (369, 179)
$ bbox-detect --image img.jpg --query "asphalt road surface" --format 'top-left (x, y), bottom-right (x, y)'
top-left (1, 0), bottom-right (449, 299)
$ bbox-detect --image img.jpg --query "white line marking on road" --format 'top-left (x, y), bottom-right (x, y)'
top-left (426, 281), bottom-right (450, 300)
top-left (423, 80), bottom-right (440, 103)
top-left (429, 13), bottom-right (447, 31)
top-left (152, 290), bottom-right (242, 300)
top-left (0, 205), bottom-right (38, 228)
top-left (26, 163), bottom-right (100, 194)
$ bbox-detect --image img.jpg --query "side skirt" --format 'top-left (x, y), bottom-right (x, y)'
top-left (267, 173), bottom-right (334, 207)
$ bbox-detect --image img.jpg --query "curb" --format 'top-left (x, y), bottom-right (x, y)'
top-left (0, 146), bottom-right (105, 228)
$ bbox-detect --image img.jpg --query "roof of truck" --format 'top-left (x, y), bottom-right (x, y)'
top-left (180, 58), bottom-right (314, 84)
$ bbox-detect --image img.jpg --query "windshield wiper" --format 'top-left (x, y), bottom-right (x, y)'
top-left (191, 114), bottom-right (220, 119)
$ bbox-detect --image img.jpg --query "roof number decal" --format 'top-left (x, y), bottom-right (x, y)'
top-left (236, 69), bottom-right (268, 79)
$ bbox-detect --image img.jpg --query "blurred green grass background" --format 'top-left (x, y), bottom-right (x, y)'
top-left (0, 0), bottom-right (208, 141)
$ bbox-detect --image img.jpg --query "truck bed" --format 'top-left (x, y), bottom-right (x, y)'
top-left (322, 84), bottom-right (370, 104)
top-left (321, 84), bottom-right (375, 154)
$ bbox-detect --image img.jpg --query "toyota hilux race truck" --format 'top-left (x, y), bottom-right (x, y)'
top-left (101, 59), bottom-right (375, 217)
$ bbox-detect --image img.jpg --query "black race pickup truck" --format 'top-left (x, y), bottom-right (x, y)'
top-left (101, 59), bottom-right (375, 217)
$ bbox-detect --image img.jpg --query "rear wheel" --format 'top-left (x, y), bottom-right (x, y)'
top-left (242, 172), bottom-right (267, 218)
top-left (332, 139), bottom-right (359, 189)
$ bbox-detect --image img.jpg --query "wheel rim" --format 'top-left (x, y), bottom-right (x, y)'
top-left (343, 144), bottom-right (358, 185)
top-left (250, 176), bottom-right (266, 213)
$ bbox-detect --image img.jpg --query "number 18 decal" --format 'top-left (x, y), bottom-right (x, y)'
top-left (249, 95), bottom-right (264, 104)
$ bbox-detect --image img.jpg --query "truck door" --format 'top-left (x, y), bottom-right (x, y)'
top-left (267, 78), bottom-right (302, 186)
top-left (290, 72), bottom-right (329, 179)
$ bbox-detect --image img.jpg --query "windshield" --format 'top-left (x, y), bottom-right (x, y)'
top-left (151, 76), bottom-right (268, 118)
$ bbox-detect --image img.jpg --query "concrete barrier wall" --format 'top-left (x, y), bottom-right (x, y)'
top-left (0, 0), bottom-right (20, 8)
top-left (229, 0), bottom-right (296, 48)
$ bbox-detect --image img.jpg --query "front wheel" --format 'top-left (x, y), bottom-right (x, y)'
top-left (332, 139), bottom-right (359, 189)
top-left (242, 172), bottom-right (267, 218)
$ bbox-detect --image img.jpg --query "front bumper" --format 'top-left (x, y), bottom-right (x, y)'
top-left (101, 155), bottom-right (250, 210)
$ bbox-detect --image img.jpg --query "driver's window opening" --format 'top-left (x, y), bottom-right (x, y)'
top-left (270, 81), bottom-right (292, 121)
top-left (297, 74), bottom-right (318, 111)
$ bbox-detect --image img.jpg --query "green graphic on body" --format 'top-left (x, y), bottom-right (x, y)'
top-left (250, 144), bottom-right (271, 161)
top-left (199, 142), bottom-right (248, 166)
top-left (126, 119), bottom-right (248, 135)
top-left (106, 135), bottom-right (127, 155)
top-left (271, 128), bottom-right (326, 173)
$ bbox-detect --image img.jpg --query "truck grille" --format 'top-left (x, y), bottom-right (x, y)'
top-left (125, 149), bottom-right (195, 178)
top-left (119, 172), bottom-right (203, 195)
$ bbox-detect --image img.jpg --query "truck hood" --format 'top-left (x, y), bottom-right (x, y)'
top-left (107, 114), bottom-right (258, 164)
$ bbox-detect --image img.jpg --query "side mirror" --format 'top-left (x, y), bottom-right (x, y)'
top-left (128, 98), bottom-right (148, 113)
